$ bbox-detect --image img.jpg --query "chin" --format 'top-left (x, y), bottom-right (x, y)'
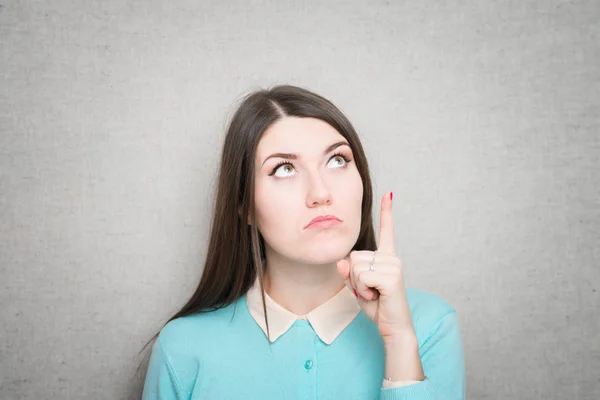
top-left (299, 238), bottom-right (356, 264)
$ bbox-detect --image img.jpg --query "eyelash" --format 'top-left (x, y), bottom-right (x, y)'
top-left (268, 152), bottom-right (352, 176)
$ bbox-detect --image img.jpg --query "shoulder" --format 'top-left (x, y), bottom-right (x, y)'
top-left (157, 300), bottom-right (242, 357)
top-left (405, 287), bottom-right (458, 341)
top-left (144, 302), bottom-right (243, 397)
top-left (406, 287), bottom-right (456, 318)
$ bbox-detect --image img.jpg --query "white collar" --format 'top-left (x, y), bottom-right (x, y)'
top-left (245, 277), bottom-right (361, 344)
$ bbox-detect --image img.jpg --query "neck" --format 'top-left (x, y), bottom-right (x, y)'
top-left (262, 249), bottom-right (346, 316)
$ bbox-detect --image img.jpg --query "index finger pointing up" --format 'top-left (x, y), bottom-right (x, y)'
top-left (378, 192), bottom-right (396, 254)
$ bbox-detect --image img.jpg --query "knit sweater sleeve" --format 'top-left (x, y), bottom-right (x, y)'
top-left (142, 337), bottom-right (186, 400)
top-left (379, 311), bottom-right (466, 400)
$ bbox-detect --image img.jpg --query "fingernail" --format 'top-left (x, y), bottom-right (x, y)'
top-left (353, 289), bottom-right (358, 297)
top-left (390, 192), bottom-right (393, 201)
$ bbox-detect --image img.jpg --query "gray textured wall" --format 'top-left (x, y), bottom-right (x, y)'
top-left (1, 1), bottom-right (598, 399)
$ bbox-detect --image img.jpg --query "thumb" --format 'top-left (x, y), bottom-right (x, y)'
top-left (336, 259), bottom-right (354, 293)
top-left (336, 259), bottom-right (349, 279)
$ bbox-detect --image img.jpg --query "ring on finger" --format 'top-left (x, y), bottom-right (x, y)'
top-left (368, 251), bottom-right (376, 272)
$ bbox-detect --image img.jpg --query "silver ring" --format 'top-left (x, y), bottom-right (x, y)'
top-left (369, 251), bottom-right (376, 271)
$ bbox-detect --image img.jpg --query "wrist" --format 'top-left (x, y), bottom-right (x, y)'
top-left (382, 329), bottom-right (418, 348)
top-left (383, 333), bottom-right (419, 361)
top-left (383, 333), bottom-right (425, 382)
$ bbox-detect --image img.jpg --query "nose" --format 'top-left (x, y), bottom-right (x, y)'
top-left (305, 172), bottom-right (332, 208)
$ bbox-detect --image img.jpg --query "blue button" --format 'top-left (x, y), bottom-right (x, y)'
top-left (304, 360), bottom-right (313, 370)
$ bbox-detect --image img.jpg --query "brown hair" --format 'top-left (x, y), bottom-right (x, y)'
top-left (136, 84), bottom-right (377, 382)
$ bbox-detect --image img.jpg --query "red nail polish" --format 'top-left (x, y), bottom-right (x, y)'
top-left (353, 289), bottom-right (358, 297)
top-left (390, 192), bottom-right (393, 201)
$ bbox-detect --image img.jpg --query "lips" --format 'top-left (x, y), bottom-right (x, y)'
top-left (304, 214), bottom-right (342, 229)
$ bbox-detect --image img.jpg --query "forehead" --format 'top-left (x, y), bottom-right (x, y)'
top-left (256, 117), bottom-right (345, 158)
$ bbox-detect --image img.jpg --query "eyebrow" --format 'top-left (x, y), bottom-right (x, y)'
top-left (261, 141), bottom-right (351, 167)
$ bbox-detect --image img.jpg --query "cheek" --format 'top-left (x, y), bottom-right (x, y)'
top-left (350, 171), bottom-right (363, 204)
top-left (254, 181), bottom-right (298, 239)
top-left (334, 168), bottom-right (363, 213)
top-left (348, 173), bottom-right (364, 229)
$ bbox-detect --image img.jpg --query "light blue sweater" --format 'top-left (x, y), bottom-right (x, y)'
top-left (142, 288), bottom-right (466, 399)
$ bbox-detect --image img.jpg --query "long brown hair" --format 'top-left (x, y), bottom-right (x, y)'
top-left (135, 84), bottom-right (377, 384)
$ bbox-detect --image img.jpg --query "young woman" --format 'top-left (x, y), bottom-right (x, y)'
top-left (141, 85), bottom-right (466, 399)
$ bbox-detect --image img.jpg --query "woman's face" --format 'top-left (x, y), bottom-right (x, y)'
top-left (253, 117), bottom-right (363, 265)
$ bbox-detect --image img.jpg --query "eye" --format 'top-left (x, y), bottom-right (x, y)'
top-left (269, 161), bottom-right (296, 177)
top-left (327, 152), bottom-right (351, 169)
